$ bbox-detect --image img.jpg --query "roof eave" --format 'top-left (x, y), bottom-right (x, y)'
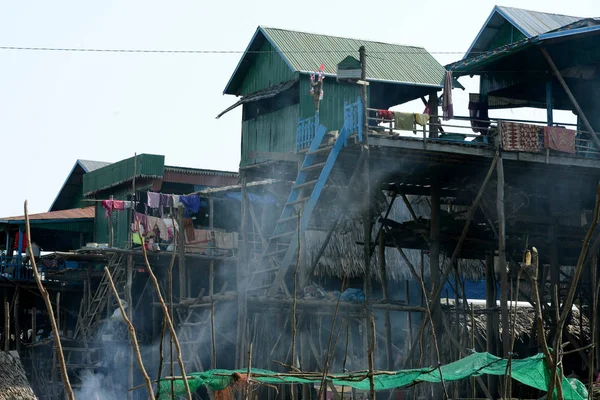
top-left (223, 26), bottom-right (297, 96)
top-left (48, 161), bottom-right (84, 212)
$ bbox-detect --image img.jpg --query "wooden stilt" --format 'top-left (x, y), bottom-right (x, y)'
top-left (4, 297), bottom-right (9, 351)
top-left (14, 286), bottom-right (19, 352)
top-left (485, 252), bottom-right (498, 397)
top-left (496, 151), bottom-right (510, 357)
top-left (126, 254), bottom-right (134, 400)
top-left (236, 173), bottom-right (249, 369)
top-left (430, 182), bottom-right (443, 398)
top-left (379, 232), bottom-right (393, 371)
top-left (177, 205), bottom-right (186, 301)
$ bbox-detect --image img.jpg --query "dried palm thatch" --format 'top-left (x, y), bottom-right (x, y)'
top-left (0, 351), bottom-right (37, 399)
top-left (305, 194), bottom-right (485, 282)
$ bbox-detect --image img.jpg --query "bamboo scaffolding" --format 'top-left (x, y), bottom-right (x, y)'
top-left (104, 266), bottom-right (154, 399)
top-left (141, 238), bottom-right (192, 400)
top-left (24, 201), bottom-right (74, 400)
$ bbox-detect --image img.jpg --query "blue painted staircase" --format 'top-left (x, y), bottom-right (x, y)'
top-left (247, 98), bottom-right (363, 296)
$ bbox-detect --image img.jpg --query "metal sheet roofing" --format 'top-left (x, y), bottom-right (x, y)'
top-left (463, 6), bottom-right (582, 59)
top-left (497, 6), bottom-right (581, 37)
top-left (0, 207), bottom-right (95, 222)
top-left (224, 27), bottom-right (447, 94)
top-left (78, 159), bottom-right (111, 173)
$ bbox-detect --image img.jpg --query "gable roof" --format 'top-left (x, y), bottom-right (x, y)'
top-left (224, 26), bottom-right (447, 95)
top-left (1, 207), bottom-right (95, 223)
top-left (464, 6), bottom-right (582, 59)
top-left (49, 159), bottom-right (111, 212)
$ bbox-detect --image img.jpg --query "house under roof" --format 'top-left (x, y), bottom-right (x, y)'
top-left (463, 5), bottom-right (582, 59)
top-left (49, 159), bottom-right (111, 212)
top-left (224, 26), bottom-right (449, 96)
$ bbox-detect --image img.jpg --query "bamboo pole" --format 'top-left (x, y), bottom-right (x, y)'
top-left (547, 183), bottom-right (600, 399)
top-left (590, 254), bottom-right (599, 398)
top-left (4, 298), bottom-right (9, 351)
top-left (105, 266), bottom-right (154, 399)
top-left (290, 210), bottom-right (300, 400)
top-left (24, 201), bottom-right (74, 400)
top-left (14, 286), bottom-right (20, 352)
top-left (141, 238), bottom-right (192, 400)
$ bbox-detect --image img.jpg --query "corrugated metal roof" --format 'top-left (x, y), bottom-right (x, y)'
top-left (164, 166), bottom-right (238, 178)
top-left (225, 27), bottom-right (447, 94)
top-left (463, 6), bottom-right (583, 59)
top-left (0, 207), bottom-right (95, 222)
top-left (497, 6), bottom-right (581, 37)
top-left (78, 159), bottom-right (111, 173)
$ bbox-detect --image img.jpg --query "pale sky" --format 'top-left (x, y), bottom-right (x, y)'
top-left (0, 0), bottom-right (598, 217)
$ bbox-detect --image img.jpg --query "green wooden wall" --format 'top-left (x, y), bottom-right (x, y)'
top-left (239, 40), bottom-right (297, 96)
top-left (241, 104), bottom-right (299, 167)
top-left (299, 77), bottom-right (365, 133)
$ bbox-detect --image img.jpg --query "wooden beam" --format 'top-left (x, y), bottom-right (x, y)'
top-left (540, 46), bottom-right (600, 150)
top-left (247, 151), bottom-right (304, 163)
top-left (497, 151), bottom-right (510, 357)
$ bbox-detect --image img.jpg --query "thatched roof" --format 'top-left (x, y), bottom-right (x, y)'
top-left (306, 194), bottom-right (485, 282)
top-left (0, 351), bottom-right (37, 400)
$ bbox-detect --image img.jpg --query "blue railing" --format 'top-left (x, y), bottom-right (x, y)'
top-left (296, 115), bottom-right (317, 151)
top-left (0, 256), bottom-right (46, 281)
top-left (344, 97), bottom-right (363, 142)
top-left (296, 97), bottom-right (364, 151)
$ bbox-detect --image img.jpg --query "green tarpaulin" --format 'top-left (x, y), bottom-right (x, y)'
top-left (157, 352), bottom-right (588, 399)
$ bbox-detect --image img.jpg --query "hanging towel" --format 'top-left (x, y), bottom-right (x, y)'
top-left (147, 192), bottom-right (160, 209)
top-left (101, 200), bottom-right (113, 217)
top-left (501, 122), bottom-right (540, 153)
top-left (134, 212), bottom-right (149, 233)
top-left (393, 112), bottom-right (414, 131)
top-left (442, 70), bottom-right (454, 121)
top-left (132, 233), bottom-right (142, 245)
top-left (123, 201), bottom-right (133, 209)
top-left (415, 113), bottom-right (430, 126)
top-left (376, 110), bottom-right (393, 120)
top-left (112, 200), bottom-right (126, 211)
top-left (543, 126), bottom-right (576, 154)
top-left (180, 195), bottom-right (201, 214)
top-left (172, 195), bottom-right (181, 208)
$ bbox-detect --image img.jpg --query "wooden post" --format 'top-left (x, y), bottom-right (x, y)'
top-left (56, 293), bottom-right (60, 335)
top-left (405, 280), bottom-right (413, 353)
top-left (178, 205), bottom-right (186, 300)
top-left (428, 90), bottom-right (439, 139)
top-left (540, 47), bottom-right (600, 150)
top-left (4, 297), bottom-right (9, 351)
top-left (496, 153), bottom-right (510, 357)
top-left (209, 197), bottom-right (217, 369)
top-left (14, 286), bottom-right (20, 352)
top-left (379, 233), bottom-right (393, 371)
top-left (550, 223), bottom-right (559, 343)
top-left (109, 195), bottom-right (114, 248)
top-left (430, 182), bottom-right (443, 397)
top-left (359, 45), bottom-right (375, 400)
top-left (236, 173), bottom-right (248, 369)
top-left (31, 307), bottom-right (36, 344)
top-left (485, 252), bottom-right (499, 397)
top-left (126, 254), bottom-right (134, 400)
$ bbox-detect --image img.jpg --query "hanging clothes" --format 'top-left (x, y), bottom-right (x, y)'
top-left (180, 195), bottom-right (201, 215)
top-left (501, 122), bottom-right (540, 153)
top-left (543, 126), bottom-right (576, 154)
top-left (172, 195), bottom-right (181, 208)
top-left (442, 70), bottom-right (454, 121)
top-left (414, 113), bottom-right (430, 126)
top-left (468, 101), bottom-right (491, 134)
top-left (184, 218), bottom-right (195, 241)
top-left (134, 212), bottom-right (149, 233)
top-left (112, 200), bottom-right (126, 211)
top-left (147, 192), bottom-right (160, 209)
top-left (160, 194), bottom-right (173, 208)
top-left (393, 112), bottom-right (414, 131)
top-left (376, 110), bottom-right (393, 120)
top-left (101, 200), bottom-right (113, 217)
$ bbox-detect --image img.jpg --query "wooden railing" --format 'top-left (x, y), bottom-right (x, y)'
top-left (366, 108), bottom-right (600, 159)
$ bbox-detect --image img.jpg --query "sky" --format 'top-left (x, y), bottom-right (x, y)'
top-left (0, 0), bottom-right (598, 217)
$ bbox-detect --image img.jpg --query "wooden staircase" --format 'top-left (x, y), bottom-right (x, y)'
top-left (247, 98), bottom-right (364, 297)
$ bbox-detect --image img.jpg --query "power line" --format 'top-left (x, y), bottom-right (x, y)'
top-left (0, 45), bottom-right (469, 55)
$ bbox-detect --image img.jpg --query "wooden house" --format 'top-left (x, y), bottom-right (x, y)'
top-left (219, 26), bottom-right (450, 169)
